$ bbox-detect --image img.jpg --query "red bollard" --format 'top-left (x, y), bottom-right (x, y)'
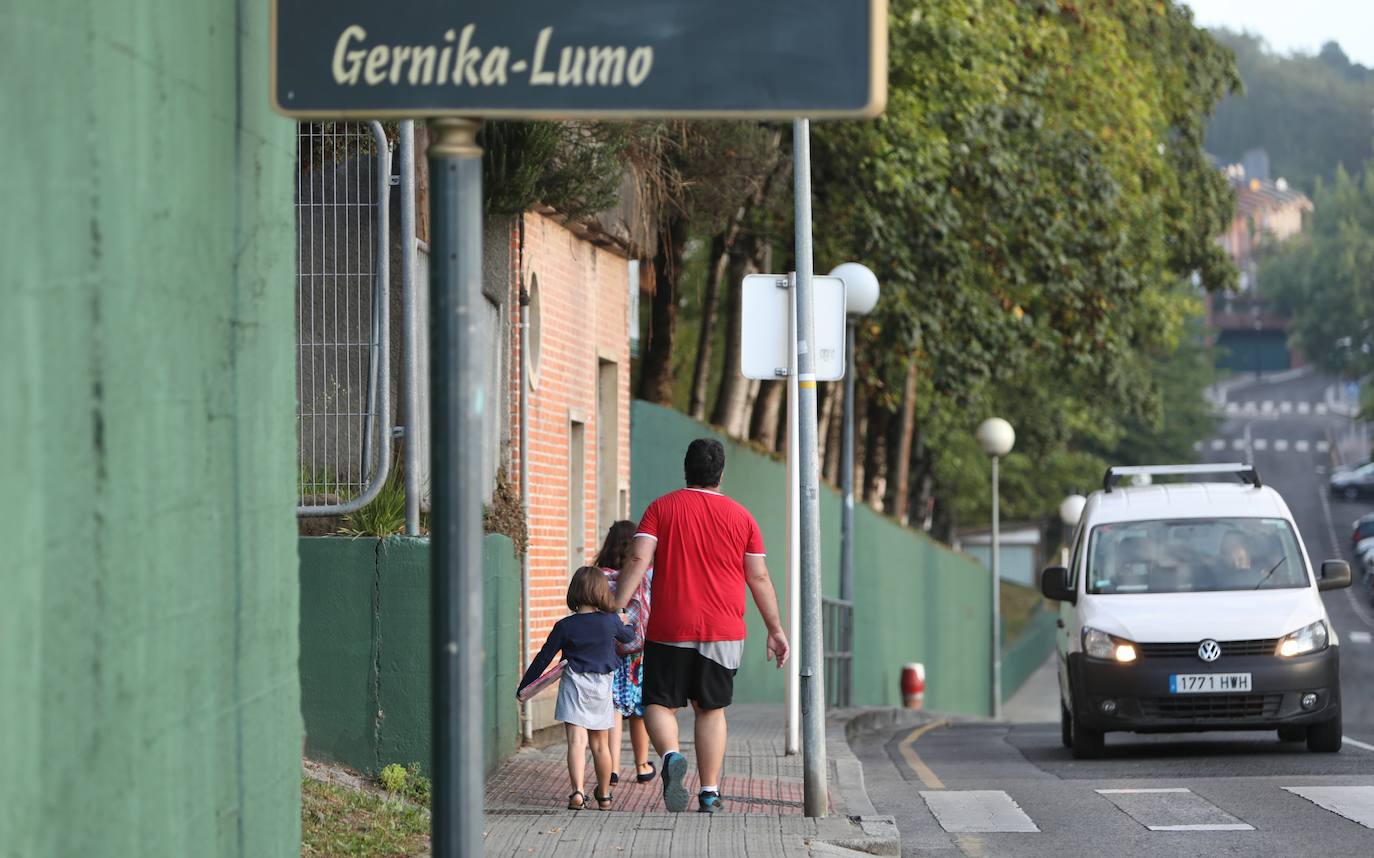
top-left (901, 662), bottom-right (926, 709)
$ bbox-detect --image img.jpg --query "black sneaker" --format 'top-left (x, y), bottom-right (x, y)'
top-left (661, 752), bottom-right (689, 812)
top-left (697, 791), bottom-right (724, 813)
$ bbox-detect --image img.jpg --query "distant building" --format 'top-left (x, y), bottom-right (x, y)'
top-left (1208, 158), bottom-right (1313, 373)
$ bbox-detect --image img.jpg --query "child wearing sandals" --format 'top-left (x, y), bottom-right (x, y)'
top-left (517, 566), bottom-right (635, 811)
top-left (595, 521), bottom-right (656, 787)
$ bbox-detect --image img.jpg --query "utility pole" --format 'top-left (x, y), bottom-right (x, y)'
top-left (793, 118), bottom-right (828, 818)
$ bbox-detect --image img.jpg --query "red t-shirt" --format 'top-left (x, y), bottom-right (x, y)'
top-left (636, 488), bottom-right (765, 642)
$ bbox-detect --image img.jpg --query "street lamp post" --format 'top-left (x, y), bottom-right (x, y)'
top-left (828, 263), bottom-right (880, 603)
top-left (976, 417), bottom-right (1015, 720)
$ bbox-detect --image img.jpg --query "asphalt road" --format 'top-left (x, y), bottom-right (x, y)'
top-left (855, 369), bottom-right (1374, 857)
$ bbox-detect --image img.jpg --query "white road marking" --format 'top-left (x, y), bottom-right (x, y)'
top-left (1226, 402), bottom-right (1240, 414)
top-left (1253, 439), bottom-right (1269, 451)
top-left (1317, 403), bottom-right (1329, 415)
top-left (1149, 824), bottom-right (1253, 832)
top-left (1296, 440), bottom-right (1311, 453)
top-left (1281, 401), bottom-right (1293, 413)
top-left (1232, 438), bottom-right (1246, 451)
top-left (1193, 441), bottom-right (1203, 452)
top-left (1344, 736), bottom-right (1374, 753)
top-left (1096, 787), bottom-right (1252, 832)
top-left (1314, 482), bottom-right (1374, 629)
top-left (1317, 440), bottom-right (1331, 453)
top-left (1299, 402), bottom-right (1312, 415)
top-left (1274, 439), bottom-right (1290, 452)
top-left (1283, 786), bottom-right (1374, 828)
top-left (1243, 401), bottom-right (1258, 414)
top-left (1262, 400), bottom-right (1275, 412)
top-left (920, 790), bottom-right (1040, 833)
top-left (1211, 439), bottom-right (1226, 451)
top-left (1349, 631), bottom-right (1373, 644)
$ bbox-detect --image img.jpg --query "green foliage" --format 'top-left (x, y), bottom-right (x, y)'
top-left (1206, 32), bottom-right (1374, 193)
top-left (301, 777), bottom-right (428, 857)
top-left (482, 121), bottom-right (636, 218)
top-left (482, 466), bottom-right (529, 555)
top-left (340, 471), bottom-right (407, 538)
top-left (1263, 164), bottom-right (1374, 377)
top-left (375, 762), bottom-right (432, 806)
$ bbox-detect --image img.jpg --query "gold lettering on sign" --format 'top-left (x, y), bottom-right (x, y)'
top-left (327, 25), bottom-right (655, 90)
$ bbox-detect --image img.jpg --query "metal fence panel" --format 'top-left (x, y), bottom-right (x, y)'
top-left (296, 121), bottom-right (392, 515)
top-left (822, 597), bottom-right (853, 709)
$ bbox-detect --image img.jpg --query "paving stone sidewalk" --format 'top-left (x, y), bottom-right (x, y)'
top-left (482, 704), bottom-right (902, 856)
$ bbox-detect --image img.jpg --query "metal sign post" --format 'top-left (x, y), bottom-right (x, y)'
top-left (792, 118), bottom-right (828, 818)
top-left (785, 285), bottom-right (801, 756)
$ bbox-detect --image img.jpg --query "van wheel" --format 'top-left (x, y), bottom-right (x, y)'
top-left (1071, 719), bottom-right (1105, 759)
top-left (1307, 710), bottom-right (1343, 753)
top-left (1061, 701), bottom-right (1073, 749)
top-left (1277, 726), bottom-right (1305, 742)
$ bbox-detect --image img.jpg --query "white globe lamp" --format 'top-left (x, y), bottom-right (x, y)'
top-left (1059, 494), bottom-right (1087, 528)
top-left (975, 417), bottom-right (1015, 458)
top-left (829, 262), bottom-right (881, 316)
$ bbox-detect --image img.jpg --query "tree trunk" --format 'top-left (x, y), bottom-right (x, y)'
top-left (823, 379), bottom-right (844, 486)
top-left (750, 380), bottom-right (786, 450)
top-left (711, 234), bottom-right (760, 430)
top-left (688, 231), bottom-right (730, 421)
top-left (637, 214), bottom-right (688, 405)
top-left (862, 398), bottom-right (888, 509)
top-left (887, 360), bottom-right (919, 525)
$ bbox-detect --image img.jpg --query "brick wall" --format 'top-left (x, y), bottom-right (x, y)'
top-left (506, 213), bottom-right (632, 727)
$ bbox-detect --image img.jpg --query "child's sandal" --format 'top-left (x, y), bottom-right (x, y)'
top-left (567, 790), bottom-right (586, 810)
top-left (595, 791), bottom-right (613, 811)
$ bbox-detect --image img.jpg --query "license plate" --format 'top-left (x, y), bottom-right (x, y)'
top-left (1169, 673), bottom-right (1252, 693)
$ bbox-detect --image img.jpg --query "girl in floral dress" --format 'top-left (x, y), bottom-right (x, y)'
top-left (595, 521), bottom-right (656, 785)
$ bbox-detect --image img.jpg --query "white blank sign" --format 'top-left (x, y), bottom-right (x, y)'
top-left (740, 274), bottom-right (847, 381)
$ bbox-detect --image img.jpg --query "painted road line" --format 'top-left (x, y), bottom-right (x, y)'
top-left (1226, 402), bottom-right (1240, 414)
top-left (1350, 631), bottom-right (1373, 644)
top-left (898, 720), bottom-right (948, 790)
top-left (1296, 440), bottom-right (1311, 453)
top-left (1274, 439), bottom-right (1290, 451)
top-left (1283, 786), bottom-right (1374, 828)
top-left (1193, 441), bottom-right (1203, 453)
top-left (1314, 482), bottom-right (1374, 629)
top-left (1095, 787), bottom-right (1253, 832)
top-left (1243, 401), bottom-right (1258, 414)
top-left (1262, 400), bottom-right (1274, 412)
top-left (1317, 403), bottom-right (1329, 415)
top-left (1253, 438), bottom-right (1269, 451)
top-left (1299, 402), bottom-right (1312, 414)
top-left (1211, 439), bottom-right (1226, 451)
top-left (1232, 438), bottom-right (1246, 451)
top-left (1316, 440), bottom-right (1331, 453)
top-left (920, 790), bottom-right (1040, 833)
top-left (1281, 401), bottom-right (1293, 413)
top-left (1344, 736), bottom-right (1374, 753)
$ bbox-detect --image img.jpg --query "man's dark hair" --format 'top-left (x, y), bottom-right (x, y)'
top-left (684, 438), bottom-right (726, 487)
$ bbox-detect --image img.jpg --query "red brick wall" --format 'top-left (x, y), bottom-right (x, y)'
top-left (506, 213), bottom-right (632, 723)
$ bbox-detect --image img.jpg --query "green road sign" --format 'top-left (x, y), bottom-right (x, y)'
top-left (272, 0), bottom-right (886, 118)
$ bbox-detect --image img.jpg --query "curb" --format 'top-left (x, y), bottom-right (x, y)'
top-left (813, 707), bottom-right (937, 857)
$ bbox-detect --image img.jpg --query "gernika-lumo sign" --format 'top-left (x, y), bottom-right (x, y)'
top-left (272, 0), bottom-right (887, 118)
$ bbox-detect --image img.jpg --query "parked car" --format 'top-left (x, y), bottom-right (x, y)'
top-left (1042, 463), bottom-right (1351, 759)
top-left (1330, 463), bottom-right (1374, 500)
top-left (1353, 513), bottom-right (1374, 551)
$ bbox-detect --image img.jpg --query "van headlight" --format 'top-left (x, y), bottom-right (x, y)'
top-left (1083, 627), bottom-right (1138, 663)
top-left (1277, 621), bottom-right (1329, 657)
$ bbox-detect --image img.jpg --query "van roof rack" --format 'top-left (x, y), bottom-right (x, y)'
top-left (1102, 463), bottom-right (1262, 492)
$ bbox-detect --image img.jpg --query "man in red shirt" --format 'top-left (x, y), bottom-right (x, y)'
top-left (614, 438), bottom-right (788, 813)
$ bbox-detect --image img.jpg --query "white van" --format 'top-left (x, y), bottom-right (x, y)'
top-left (1041, 464), bottom-right (1352, 759)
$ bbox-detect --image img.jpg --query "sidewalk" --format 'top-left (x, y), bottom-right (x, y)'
top-left (1003, 653), bottom-right (1060, 723)
top-left (483, 704), bottom-right (901, 856)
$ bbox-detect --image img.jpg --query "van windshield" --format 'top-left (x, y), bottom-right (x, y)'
top-left (1086, 518), bottom-right (1308, 594)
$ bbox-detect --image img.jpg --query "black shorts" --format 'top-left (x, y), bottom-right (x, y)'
top-left (642, 641), bottom-right (737, 710)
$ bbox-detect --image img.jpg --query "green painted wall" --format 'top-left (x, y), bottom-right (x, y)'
top-left (299, 535), bottom-right (521, 776)
top-left (1, 3), bottom-right (300, 856)
top-left (630, 402), bottom-right (997, 715)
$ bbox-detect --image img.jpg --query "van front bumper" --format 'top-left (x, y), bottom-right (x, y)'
top-left (1067, 646), bottom-right (1340, 733)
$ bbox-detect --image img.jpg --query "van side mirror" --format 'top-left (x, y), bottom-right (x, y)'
top-left (1319, 560), bottom-right (1352, 591)
top-left (1041, 566), bottom-right (1076, 603)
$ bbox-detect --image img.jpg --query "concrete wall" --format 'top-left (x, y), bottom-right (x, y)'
top-left (299, 535), bottom-right (521, 776)
top-left (1, 3), bottom-right (300, 856)
top-left (630, 402), bottom-right (996, 714)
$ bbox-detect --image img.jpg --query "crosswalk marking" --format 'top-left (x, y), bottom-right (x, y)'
top-left (1317, 440), bottom-right (1331, 453)
top-left (1274, 439), bottom-right (1289, 451)
top-left (1226, 402), bottom-right (1240, 414)
top-left (1193, 441), bottom-right (1203, 452)
top-left (1299, 402), bottom-right (1312, 414)
top-left (1095, 787), bottom-right (1253, 832)
top-left (1254, 439), bottom-right (1269, 451)
top-left (1232, 438), bottom-right (1246, 451)
top-left (1280, 401), bottom-right (1293, 413)
top-left (1262, 400), bottom-right (1274, 412)
top-left (921, 790), bottom-right (1039, 833)
top-left (1296, 440), bottom-right (1310, 452)
top-left (1212, 439), bottom-right (1226, 451)
top-left (1283, 786), bottom-right (1374, 829)
top-left (1243, 402), bottom-right (1258, 414)
top-left (1349, 630), bottom-right (1373, 644)
top-left (1317, 403), bottom-right (1329, 415)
